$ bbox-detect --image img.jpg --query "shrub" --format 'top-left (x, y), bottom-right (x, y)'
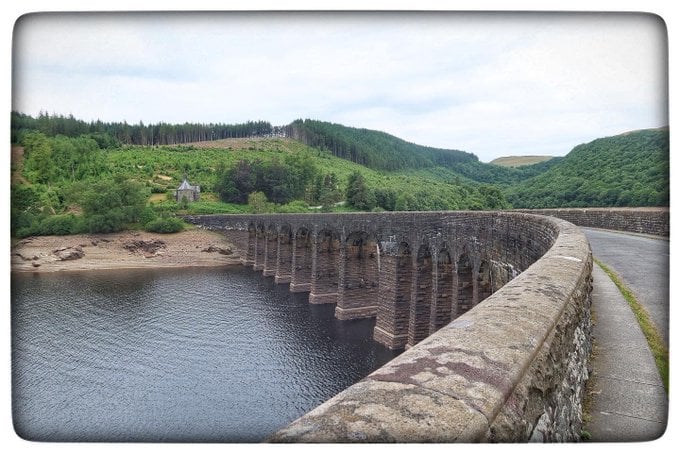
top-left (144, 217), bottom-right (185, 233)
top-left (39, 214), bottom-right (80, 235)
top-left (276, 200), bottom-right (310, 213)
top-left (87, 210), bottom-right (125, 233)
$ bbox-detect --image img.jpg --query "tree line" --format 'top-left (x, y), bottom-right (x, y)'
top-left (11, 111), bottom-right (668, 242)
top-left (285, 119), bottom-right (478, 171)
top-left (11, 111), bottom-right (278, 147)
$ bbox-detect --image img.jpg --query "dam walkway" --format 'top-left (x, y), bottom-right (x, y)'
top-left (583, 228), bottom-right (668, 441)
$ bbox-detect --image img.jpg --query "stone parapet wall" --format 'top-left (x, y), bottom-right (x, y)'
top-left (186, 211), bottom-right (593, 442)
top-left (516, 207), bottom-right (669, 237)
top-left (268, 216), bottom-right (592, 442)
top-left (270, 219), bottom-right (592, 442)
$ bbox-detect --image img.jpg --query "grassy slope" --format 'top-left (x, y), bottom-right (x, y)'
top-left (109, 137), bottom-right (483, 213)
top-left (490, 155), bottom-right (555, 167)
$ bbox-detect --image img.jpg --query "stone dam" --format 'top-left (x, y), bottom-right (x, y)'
top-left (184, 208), bottom-right (667, 442)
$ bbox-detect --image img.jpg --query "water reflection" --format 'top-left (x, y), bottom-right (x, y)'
top-left (12, 266), bottom-right (400, 442)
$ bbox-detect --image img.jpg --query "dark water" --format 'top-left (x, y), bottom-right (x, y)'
top-left (11, 266), bottom-right (399, 442)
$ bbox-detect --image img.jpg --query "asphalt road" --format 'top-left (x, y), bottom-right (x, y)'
top-left (583, 228), bottom-right (670, 347)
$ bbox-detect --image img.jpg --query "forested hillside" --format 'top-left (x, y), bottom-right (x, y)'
top-left (287, 119), bottom-right (563, 184)
top-left (11, 111), bottom-right (276, 146)
top-left (505, 128), bottom-right (669, 208)
top-left (10, 121), bottom-right (508, 238)
top-left (10, 112), bottom-right (669, 239)
top-left (286, 119), bottom-right (477, 171)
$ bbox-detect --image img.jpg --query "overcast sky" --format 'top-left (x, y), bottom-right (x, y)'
top-left (12, 12), bottom-right (668, 162)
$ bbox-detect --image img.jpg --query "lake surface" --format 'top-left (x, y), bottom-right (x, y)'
top-left (11, 266), bottom-right (400, 442)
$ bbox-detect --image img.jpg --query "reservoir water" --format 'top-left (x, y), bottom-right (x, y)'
top-left (11, 266), bottom-right (400, 442)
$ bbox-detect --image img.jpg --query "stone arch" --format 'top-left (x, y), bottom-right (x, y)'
top-left (408, 243), bottom-right (433, 347)
top-left (275, 223), bottom-right (293, 284)
top-left (336, 231), bottom-right (380, 320)
top-left (263, 224), bottom-right (278, 276)
top-left (254, 223), bottom-right (266, 271)
top-left (477, 259), bottom-right (493, 303)
top-left (456, 251), bottom-right (474, 317)
top-left (243, 222), bottom-right (257, 266)
top-left (309, 227), bottom-right (341, 304)
top-left (431, 246), bottom-right (455, 333)
top-left (290, 226), bottom-right (313, 292)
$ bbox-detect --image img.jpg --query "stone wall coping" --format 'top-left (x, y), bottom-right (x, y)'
top-left (515, 207), bottom-right (668, 212)
top-left (512, 207), bottom-right (669, 237)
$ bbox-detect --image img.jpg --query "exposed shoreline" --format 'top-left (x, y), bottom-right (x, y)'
top-left (10, 228), bottom-right (241, 274)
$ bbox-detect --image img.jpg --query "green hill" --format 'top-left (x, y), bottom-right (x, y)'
top-left (286, 119), bottom-right (563, 185)
top-left (286, 119), bottom-right (477, 171)
top-left (505, 127), bottom-right (669, 208)
top-left (10, 111), bottom-right (669, 238)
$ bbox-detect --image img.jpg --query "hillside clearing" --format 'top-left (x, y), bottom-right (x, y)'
top-left (490, 155), bottom-right (555, 167)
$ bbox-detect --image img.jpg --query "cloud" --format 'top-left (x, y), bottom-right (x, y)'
top-left (12, 12), bottom-right (667, 162)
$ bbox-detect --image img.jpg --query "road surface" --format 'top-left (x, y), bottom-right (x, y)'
top-left (583, 228), bottom-right (669, 347)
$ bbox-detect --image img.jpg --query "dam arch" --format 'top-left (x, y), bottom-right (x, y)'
top-left (186, 211), bottom-right (594, 442)
top-left (336, 231), bottom-right (380, 320)
top-left (408, 243), bottom-right (433, 348)
top-left (309, 227), bottom-right (340, 305)
top-left (274, 223), bottom-right (293, 284)
top-left (432, 246), bottom-right (455, 334)
top-left (290, 227), bottom-right (313, 292)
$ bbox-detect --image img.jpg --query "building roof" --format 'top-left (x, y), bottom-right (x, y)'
top-left (177, 179), bottom-right (200, 191)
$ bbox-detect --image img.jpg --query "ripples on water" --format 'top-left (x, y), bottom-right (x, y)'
top-left (11, 266), bottom-right (400, 442)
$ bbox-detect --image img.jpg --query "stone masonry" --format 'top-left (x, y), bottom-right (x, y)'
top-left (517, 207), bottom-right (669, 237)
top-left (185, 211), bottom-right (593, 442)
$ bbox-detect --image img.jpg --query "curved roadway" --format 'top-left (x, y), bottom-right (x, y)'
top-left (583, 227), bottom-right (669, 441)
top-left (583, 228), bottom-right (669, 346)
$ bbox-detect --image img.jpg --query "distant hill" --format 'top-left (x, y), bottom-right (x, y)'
top-left (505, 127), bottom-right (669, 208)
top-left (286, 119), bottom-right (567, 185)
top-left (286, 119), bottom-right (478, 171)
top-left (11, 110), bottom-right (668, 223)
top-left (490, 155), bottom-right (555, 167)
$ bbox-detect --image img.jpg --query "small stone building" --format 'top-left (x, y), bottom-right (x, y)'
top-left (175, 178), bottom-right (200, 203)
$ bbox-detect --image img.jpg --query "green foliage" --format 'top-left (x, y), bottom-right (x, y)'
top-left (21, 131), bottom-right (107, 185)
top-left (71, 177), bottom-right (150, 233)
top-left (11, 184), bottom-right (40, 214)
top-left (215, 159), bottom-right (255, 203)
top-left (374, 188), bottom-right (398, 211)
top-left (477, 185), bottom-right (509, 209)
top-left (505, 128), bottom-right (669, 208)
top-left (50, 135), bottom-right (106, 182)
top-left (38, 214), bottom-right (86, 236)
top-left (86, 212), bottom-right (125, 234)
top-left (144, 217), bottom-right (185, 233)
top-left (22, 131), bottom-right (55, 184)
top-left (12, 111), bottom-right (275, 146)
top-left (310, 172), bottom-right (343, 209)
top-left (11, 111), bottom-right (667, 241)
top-left (289, 119), bottom-right (477, 171)
top-left (394, 190), bottom-right (451, 211)
top-left (346, 171), bottom-right (376, 210)
top-left (248, 191), bottom-right (275, 214)
top-left (276, 200), bottom-right (311, 213)
top-left (15, 214), bottom-right (87, 238)
top-left (215, 154), bottom-right (318, 205)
